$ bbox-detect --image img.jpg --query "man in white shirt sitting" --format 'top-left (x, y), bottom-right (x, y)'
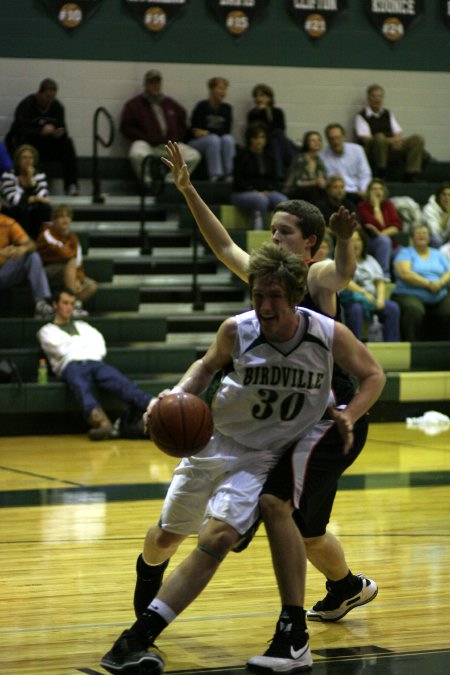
top-left (320, 124), bottom-right (372, 202)
top-left (37, 288), bottom-right (152, 440)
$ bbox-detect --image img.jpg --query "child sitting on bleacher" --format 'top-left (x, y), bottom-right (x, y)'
top-left (36, 204), bottom-right (96, 317)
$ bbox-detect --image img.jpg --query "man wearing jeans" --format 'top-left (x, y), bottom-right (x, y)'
top-left (0, 208), bottom-right (53, 319)
top-left (37, 288), bottom-right (151, 440)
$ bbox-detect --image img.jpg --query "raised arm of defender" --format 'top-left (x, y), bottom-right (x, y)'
top-left (162, 141), bottom-right (249, 282)
top-left (162, 142), bottom-right (357, 307)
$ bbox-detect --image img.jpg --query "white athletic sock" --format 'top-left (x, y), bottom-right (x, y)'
top-left (148, 598), bottom-right (177, 625)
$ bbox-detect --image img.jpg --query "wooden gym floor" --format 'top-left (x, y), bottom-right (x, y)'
top-left (0, 421), bottom-right (449, 675)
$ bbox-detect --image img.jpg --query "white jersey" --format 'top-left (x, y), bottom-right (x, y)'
top-left (160, 307), bottom-right (335, 536)
top-left (212, 307), bottom-right (334, 452)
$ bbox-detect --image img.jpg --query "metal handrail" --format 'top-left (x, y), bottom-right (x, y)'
top-left (139, 155), bottom-right (155, 254)
top-left (139, 155), bottom-right (203, 309)
top-left (92, 107), bottom-right (115, 203)
top-left (191, 224), bottom-right (205, 310)
top-left (139, 154), bottom-right (168, 253)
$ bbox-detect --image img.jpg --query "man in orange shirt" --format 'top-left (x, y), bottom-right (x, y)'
top-left (0, 205), bottom-right (53, 318)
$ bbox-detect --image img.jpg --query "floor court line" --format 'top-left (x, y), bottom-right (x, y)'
top-left (2, 594), bottom-right (450, 637)
top-left (0, 463), bottom-right (85, 486)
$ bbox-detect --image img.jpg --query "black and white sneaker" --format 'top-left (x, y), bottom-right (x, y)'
top-left (307, 573), bottom-right (378, 622)
top-left (247, 621), bottom-right (312, 672)
top-left (100, 629), bottom-right (164, 674)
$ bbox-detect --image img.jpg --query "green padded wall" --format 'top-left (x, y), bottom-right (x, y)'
top-left (1, 2), bottom-right (448, 72)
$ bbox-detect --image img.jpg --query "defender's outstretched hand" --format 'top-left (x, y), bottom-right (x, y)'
top-left (329, 205), bottom-right (358, 240)
top-left (161, 141), bottom-right (192, 191)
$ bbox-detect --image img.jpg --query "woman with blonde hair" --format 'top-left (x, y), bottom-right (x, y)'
top-left (1, 144), bottom-right (51, 239)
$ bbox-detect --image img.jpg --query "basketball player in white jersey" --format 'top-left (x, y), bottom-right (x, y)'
top-left (101, 243), bottom-right (385, 675)
top-left (159, 142), bottom-right (379, 628)
top-left (124, 142), bottom-right (380, 671)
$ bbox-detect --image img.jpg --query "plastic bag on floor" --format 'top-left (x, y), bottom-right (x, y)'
top-left (406, 410), bottom-right (450, 435)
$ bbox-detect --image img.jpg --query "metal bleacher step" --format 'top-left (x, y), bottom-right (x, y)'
top-left (112, 256), bottom-right (218, 276)
top-left (68, 203), bottom-right (169, 222)
top-left (0, 284), bottom-right (141, 316)
top-left (3, 344), bottom-right (201, 381)
top-left (2, 315), bottom-right (169, 348)
top-left (139, 284), bottom-right (246, 304)
top-left (86, 230), bottom-right (193, 249)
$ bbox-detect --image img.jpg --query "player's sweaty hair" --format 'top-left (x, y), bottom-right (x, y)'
top-left (247, 242), bottom-right (308, 307)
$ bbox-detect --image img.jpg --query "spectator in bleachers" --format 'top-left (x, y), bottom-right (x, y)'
top-left (36, 204), bottom-right (97, 317)
top-left (5, 78), bottom-right (79, 196)
top-left (188, 77), bottom-right (235, 182)
top-left (321, 124), bottom-right (372, 202)
top-left (357, 178), bottom-right (402, 281)
top-left (340, 227), bottom-right (400, 342)
top-left (230, 122), bottom-right (288, 230)
top-left (391, 224), bottom-right (450, 341)
top-left (313, 231), bottom-right (334, 262)
top-left (354, 84), bottom-right (425, 182)
top-left (283, 130), bottom-right (327, 205)
top-left (37, 288), bottom-right (152, 441)
top-left (422, 183), bottom-right (450, 248)
top-left (0, 204), bottom-right (53, 319)
top-left (247, 83), bottom-right (297, 180)
top-left (120, 69), bottom-right (201, 186)
top-left (316, 175), bottom-right (359, 234)
top-left (389, 195), bottom-right (422, 235)
top-left (1, 144), bottom-right (51, 240)
top-left (0, 141), bottom-right (13, 174)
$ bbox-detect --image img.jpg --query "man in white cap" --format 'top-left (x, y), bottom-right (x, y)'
top-left (120, 70), bottom-right (200, 185)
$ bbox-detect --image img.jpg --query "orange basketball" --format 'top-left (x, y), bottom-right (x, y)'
top-left (149, 392), bottom-right (214, 458)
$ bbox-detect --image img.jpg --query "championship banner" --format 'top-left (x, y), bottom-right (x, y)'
top-left (207, 0), bottom-right (270, 37)
top-left (365, 0), bottom-right (424, 42)
top-left (123, 0), bottom-right (189, 34)
top-left (41, 0), bottom-right (103, 31)
top-left (443, 0), bottom-right (450, 30)
top-left (287, 1), bottom-right (347, 40)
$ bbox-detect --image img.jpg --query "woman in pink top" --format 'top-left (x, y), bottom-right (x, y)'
top-left (357, 178), bottom-right (402, 280)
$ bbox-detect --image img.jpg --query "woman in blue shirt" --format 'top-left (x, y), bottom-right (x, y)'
top-left (392, 223), bottom-right (450, 340)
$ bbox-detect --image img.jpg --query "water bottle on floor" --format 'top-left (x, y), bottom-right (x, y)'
top-left (367, 315), bottom-right (383, 342)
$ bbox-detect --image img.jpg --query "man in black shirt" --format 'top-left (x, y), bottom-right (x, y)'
top-left (6, 78), bottom-right (79, 195)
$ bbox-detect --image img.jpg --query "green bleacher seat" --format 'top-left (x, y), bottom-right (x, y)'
top-left (0, 316), bottom-right (168, 348)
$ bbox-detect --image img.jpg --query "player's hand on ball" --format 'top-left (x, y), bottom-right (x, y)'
top-left (148, 392), bottom-right (213, 458)
top-left (143, 389), bottom-right (172, 434)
